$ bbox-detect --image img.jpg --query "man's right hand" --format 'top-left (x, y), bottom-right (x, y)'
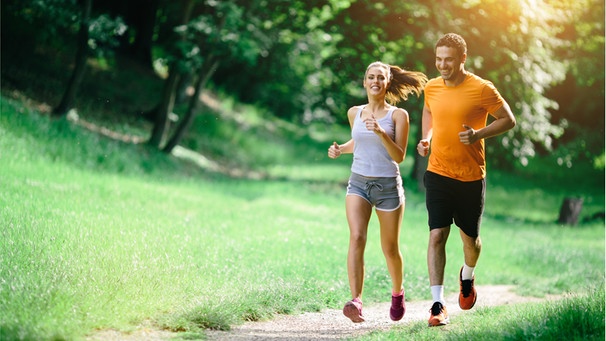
top-left (417, 139), bottom-right (430, 157)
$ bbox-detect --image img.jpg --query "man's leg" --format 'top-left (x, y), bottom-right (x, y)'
top-left (428, 226), bottom-right (451, 288)
top-left (458, 229), bottom-right (481, 310)
top-left (427, 226), bottom-right (450, 326)
top-left (460, 229), bottom-right (481, 269)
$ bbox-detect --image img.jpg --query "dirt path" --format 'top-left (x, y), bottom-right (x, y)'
top-left (89, 285), bottom-right (562, 341)
top-left (205, 285), bottom-right (562, 341)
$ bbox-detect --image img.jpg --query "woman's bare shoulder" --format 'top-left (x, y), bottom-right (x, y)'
top-left (347, 105), bottom-right (364, 119)
top-left (391, 107), bottom-right (409, 120)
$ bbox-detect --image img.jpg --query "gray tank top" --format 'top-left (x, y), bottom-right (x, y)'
top-left (351, 106), bottom-right (400, 177)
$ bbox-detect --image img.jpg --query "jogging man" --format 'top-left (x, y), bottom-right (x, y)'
top-left (417, 33), bottom-right (516, 327)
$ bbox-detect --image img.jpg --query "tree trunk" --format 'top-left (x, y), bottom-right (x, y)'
top-left (128, 0), bottom-right (159, 69)
top-left (147, 70), bottom-right (179, 148)
top-left (558, 197), bottom-right (584, 225)
top-left (161, 8), bottom-right (228, 154)
top-left (147, 0), bottom-right (195, 148)
top-left (52, 0), bottom-right (92, 117)
top-left (163, 58), bottom-right (219, 154)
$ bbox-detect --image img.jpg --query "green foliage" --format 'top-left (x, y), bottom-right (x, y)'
top-left (171, 1), bottom-right (267, 70)
top-left (2, 0), bottom-right (80, 44)
top-left (2, 0), bottom-right (604, 168)
top-left (87, 14), bottom-right (127, 52)
top-left (209, 0), bottom-right (356, 121)
top-left (2, 0), bottom-right (127, 58)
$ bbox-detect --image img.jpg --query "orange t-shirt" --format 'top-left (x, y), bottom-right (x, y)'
top-left (424, 73), bottom-right (504, 181)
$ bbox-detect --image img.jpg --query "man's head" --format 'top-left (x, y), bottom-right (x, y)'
top-left (435, 33), bottom-right (467, 58)
top-left (435, 33), bottom-right (467, 82)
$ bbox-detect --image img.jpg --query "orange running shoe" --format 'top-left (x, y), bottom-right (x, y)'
top-left (458, 266), bottom-right (477, 310)
top-left (427, 301), bottom-right (449, 327)
top-left (343, 298), bottom-right (365, 323)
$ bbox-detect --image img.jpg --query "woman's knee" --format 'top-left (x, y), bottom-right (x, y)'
top-left (384, 249), bottom-right (402, 262)
top-left (381, 241), bottom-right (401, 259)
top-left (349, 231), bottom-right (367, 246)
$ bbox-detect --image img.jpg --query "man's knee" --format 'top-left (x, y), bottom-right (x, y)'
top-left (429, 226), bottom-right (450, 246)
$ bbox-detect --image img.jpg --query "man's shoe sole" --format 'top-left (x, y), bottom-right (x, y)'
top-left (428, 317), bottom-right (450, 327)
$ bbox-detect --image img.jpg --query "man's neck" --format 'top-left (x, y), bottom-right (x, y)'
top-left (444, 69), bottom-right (467, 87)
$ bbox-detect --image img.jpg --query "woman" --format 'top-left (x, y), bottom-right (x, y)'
top-left (328, 61), bottom-right (427, 323)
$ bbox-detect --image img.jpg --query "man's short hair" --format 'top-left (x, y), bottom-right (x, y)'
top-left (436, 33), bottom-right (467, 57)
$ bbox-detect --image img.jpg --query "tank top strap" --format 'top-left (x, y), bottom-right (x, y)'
top-left (384, 107), bottom-right (396, 120)
top-left (357, 106), bottom-right (364, 118)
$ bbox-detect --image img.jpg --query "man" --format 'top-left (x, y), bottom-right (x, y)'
top-left (417, 33), bottom-right (516, 327)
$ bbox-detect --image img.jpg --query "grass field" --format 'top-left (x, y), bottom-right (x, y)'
top-left (0, 94), bottom-right (604, 340)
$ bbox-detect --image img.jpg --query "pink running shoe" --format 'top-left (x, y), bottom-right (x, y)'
top-left (390, 291), bottom-right (405, 321)
top-left (343, 298), bottom-right (365, 323)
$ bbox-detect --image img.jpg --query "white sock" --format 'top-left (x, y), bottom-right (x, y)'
top-left (462, 264), bottom-right (475, 280)
top-left (431, 285), bottom-right (444, 304)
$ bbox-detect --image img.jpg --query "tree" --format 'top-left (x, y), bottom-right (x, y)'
top-left (148, 0), bottom-right (269, 151)
top-left (95, 0), bottom-right (161, 69)
top-left (152, 0), bottom-right (353, 152)
top-left (545, 0), bottom-right (605, 166)
top-left (147, 0), bottom-right (196, 149)
top-left (52, 0), bottom-right (92, 117)
top-left (2, 0), bottom-right (127, 118)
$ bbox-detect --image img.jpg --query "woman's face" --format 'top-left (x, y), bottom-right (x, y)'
top-left (364, 66), bottom-right (390, 96)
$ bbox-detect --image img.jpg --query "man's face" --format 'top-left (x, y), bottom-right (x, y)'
top-left (435, 46), bottom-right (465, 81)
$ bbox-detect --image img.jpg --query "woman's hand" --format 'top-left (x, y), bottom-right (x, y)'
top-left (328, 142), bottom-right (342, 159)
top-left (364, 114), bottom-right (385, 135)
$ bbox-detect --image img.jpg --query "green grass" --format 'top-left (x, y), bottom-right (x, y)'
top-left (0, 95), bottom-right (604, 341)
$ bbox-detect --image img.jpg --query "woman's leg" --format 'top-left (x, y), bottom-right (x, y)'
top-left (345, 195), bottom-right (373, 299)
top-left (376, 205), bottom-right (404, 293)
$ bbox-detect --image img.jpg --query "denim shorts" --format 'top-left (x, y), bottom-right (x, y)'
top-left (346, 172), bottom-right (404, 211)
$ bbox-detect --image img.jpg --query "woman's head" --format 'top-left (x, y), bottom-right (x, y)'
top-left (365, 61), bottom-right (428, 104)
top-left (364, 62), bottom-right (392, 99)
top-left (365, 61), bottom-right (392, 81)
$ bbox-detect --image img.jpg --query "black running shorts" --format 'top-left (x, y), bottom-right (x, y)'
top-left (423, 171), bottom-right (485, 238)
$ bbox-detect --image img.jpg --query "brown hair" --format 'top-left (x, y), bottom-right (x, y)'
top-left (435, 33), bottom-right (467, 58)
top-left (366, 61), bottom-right (428, 104)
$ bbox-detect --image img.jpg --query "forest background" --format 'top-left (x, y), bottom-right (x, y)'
top-left (2, 0), bottom-right (604, 176)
